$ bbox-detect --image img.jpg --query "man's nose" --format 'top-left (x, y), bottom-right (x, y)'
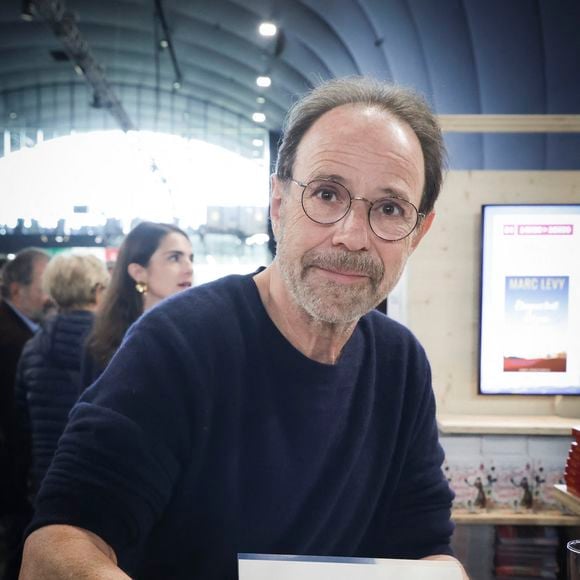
top-left (331, 199), bottom-right (371, 251)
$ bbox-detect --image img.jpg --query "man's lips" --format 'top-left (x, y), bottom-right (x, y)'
top-left (302, 250), bottom-right (384, 286)
top-left (311, 265), bottom-right (369, 283)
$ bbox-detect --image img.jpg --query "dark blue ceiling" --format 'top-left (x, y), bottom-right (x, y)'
top-left (0, 0), bottom-right (579, 169)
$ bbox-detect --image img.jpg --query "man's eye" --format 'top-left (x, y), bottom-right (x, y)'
top-left (316, 188), bottom-right (338, 202)
top-left (377, 200), bottom-right (404, 217)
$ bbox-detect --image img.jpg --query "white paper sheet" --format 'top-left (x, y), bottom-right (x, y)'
top-left (238, 554), bottom-right (463, 580)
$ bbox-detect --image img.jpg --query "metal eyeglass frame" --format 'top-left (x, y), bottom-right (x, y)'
top-left (290, 177), bottom-right (425, 242)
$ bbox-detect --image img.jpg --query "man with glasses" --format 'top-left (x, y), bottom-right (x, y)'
top-left (21, 77), bottom-right (467, 579)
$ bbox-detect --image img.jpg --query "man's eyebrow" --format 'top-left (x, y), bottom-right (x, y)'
top-left (311, 173), bottom-right (411, 201)
top-left (310, 173), bottom-right (345, 183)
top-left (378, 188), bottom-right (410, 201)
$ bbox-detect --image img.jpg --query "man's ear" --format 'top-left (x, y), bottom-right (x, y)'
top-left (127, 262), bottom-right (146, 284)
top-left (410, 211), bottom-right (436, 252)
top-left (270, 174), bottom-right (285, 239)
top-left (9, 281), bottom-right (21, 300)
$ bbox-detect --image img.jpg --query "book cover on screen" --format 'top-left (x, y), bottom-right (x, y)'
top-left (502, 276), bottom-right (568, 373)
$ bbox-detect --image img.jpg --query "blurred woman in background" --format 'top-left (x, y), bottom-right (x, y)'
top-left (14, 253), bottom-right (110, 496)
top-left (82, 221), bottom-right (194, 386)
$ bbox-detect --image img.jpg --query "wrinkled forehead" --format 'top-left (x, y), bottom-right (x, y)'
top-left (293, 104), bottom-right (425, 194)
top-left (296, 104), bottom-right (422, 158)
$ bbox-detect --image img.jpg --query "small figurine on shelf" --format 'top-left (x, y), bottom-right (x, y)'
top-left (533, 467), bottom-right (546, 510)
top-left (510, 476), bottom-right (533, 509)
top-left (485, 465), bottom-right (498, 510)
top-left (465, 476), bottom-right (486, 509)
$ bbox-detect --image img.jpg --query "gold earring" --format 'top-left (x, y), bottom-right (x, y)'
top-left (135, 281), bottom-right (148, 294)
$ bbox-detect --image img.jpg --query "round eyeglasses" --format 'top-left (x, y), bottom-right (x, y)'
top-left (291, 178), bottom-right (424, 242)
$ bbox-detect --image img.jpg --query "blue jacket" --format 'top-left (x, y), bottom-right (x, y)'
top-left (15, 310), bottom-right (94, 494)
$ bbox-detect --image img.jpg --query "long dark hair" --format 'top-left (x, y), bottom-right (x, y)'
top-left (86, 221), bottom-right (189, 369)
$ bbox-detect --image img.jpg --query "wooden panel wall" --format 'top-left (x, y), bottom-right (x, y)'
top-left (407, 171), bottom-right (580, 415)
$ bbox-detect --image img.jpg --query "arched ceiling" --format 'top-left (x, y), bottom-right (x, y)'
top-left (1, 0), bottom-right (579, 167)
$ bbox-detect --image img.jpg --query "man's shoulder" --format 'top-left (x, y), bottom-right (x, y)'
top-left (0, 300), bottom-right (32, 344)
top-left (141, 273), bottom-right (259, 333)
top-left (361, 309), bottom-right (429, 366)
top-left (363, 309), bottom-right (420, 344)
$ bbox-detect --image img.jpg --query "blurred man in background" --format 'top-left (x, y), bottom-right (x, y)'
top-left (0, 248), bottom-right (50, 579)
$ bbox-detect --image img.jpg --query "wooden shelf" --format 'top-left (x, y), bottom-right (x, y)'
top-left (452, 507), bottom-right (580, 526)
top-left (438, 414), bottom-right (578, 436)
top-left (553, 484), bottom-right (580, 516)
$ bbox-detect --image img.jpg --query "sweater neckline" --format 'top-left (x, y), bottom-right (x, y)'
top-left (242, 271), bottom-right (364, 374)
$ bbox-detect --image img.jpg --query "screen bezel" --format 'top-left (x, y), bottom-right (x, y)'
top-left (478, 203), bottom-right (580, 396)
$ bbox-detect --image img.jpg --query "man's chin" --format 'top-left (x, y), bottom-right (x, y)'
top-left (299, 284), bottom-right (376, 324)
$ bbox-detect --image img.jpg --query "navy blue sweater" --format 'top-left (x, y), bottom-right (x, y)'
top-left (15, 310), bottom-right (94, 495)
top-left (29, 273), bottom-right (454, 579)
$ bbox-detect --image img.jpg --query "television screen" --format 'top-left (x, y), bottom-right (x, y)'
top-left (479, 204), bottom-right (580, 395)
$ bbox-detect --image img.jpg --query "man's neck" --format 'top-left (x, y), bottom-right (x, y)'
top-left (253, 266), bottom-right (357, 365)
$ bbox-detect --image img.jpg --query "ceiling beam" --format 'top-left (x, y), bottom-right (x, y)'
top-left (29, 0), bottom-right (135, 131)
top-left (439, 114), bottom-right (580, 133)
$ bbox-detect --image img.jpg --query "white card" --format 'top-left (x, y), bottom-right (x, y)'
top-left (238, 554), bottom-right (463, 580)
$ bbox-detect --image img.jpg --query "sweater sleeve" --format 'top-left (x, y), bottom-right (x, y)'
top-left (382, 360), bottom-right (455, 559)
top-left (27, 310), bottom-right (197, 573)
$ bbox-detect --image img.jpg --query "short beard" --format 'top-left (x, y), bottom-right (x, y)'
top-left (278, 245), bottom-right (388, 324)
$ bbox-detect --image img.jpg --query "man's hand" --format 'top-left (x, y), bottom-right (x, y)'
top-left (19, 524), bottom-right (131, 579)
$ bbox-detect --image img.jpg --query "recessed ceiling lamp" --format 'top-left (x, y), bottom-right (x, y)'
top-left (256, 97), bottom-right (266, 104)
top-left (252, 112), bottom-right (266, 123)
top-left (21, 1), bottom-right (34, 21)
top-left (256, 76), bottom-right (271, 88)
top-left (259, 22), bottom-right (277, 37)
top-left (252, 138), bottom-right (264, 147)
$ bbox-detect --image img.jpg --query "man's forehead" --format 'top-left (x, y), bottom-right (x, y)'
top-left (295, 104), bottom-right (413, 155)
top-left (32, 256), bottom-right (49, 276)
top-left (292, 104), bottom-right (424, 191)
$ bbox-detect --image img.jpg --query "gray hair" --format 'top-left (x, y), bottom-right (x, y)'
top-left (42, 253), bottom-right (110, 310)
top-left (1, 247), bottom-right (50, 299)
top-left (275, 76), bottom-right (446, 215)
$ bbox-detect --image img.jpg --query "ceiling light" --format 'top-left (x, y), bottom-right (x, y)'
top-left (252, 112), bottom-right (266, 123)
top-left (256, 96), bottom-right (265, 104)
top-left (74, 64), bottom-right (84, 76)
top-left (256, 76), bottom-right (271, 88)
top-left (173, 80), bottom-right (181, 90)
top-left (21, 0), bottom-right (34, 20)
top-left (159, 39), bottom-right (169, 49)
top-left (259, 22), bottom-right (277, 37)
top-left (252, 139), bottom-right (264, 147)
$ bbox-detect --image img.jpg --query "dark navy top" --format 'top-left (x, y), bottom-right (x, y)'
top-left (29, 273), bottom-right (454, 579)
top-left (15, 310), bottom-right (94, 494)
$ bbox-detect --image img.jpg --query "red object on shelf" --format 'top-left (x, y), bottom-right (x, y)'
top-left (565, 429), bottom-right (580, 497)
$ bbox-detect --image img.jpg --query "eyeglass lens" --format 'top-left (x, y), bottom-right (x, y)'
top-left (300, 179), bottom-right (419, 241)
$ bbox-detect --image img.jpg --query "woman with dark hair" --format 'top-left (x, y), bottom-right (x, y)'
top-left (82, 221), bottom-right (193, 385)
